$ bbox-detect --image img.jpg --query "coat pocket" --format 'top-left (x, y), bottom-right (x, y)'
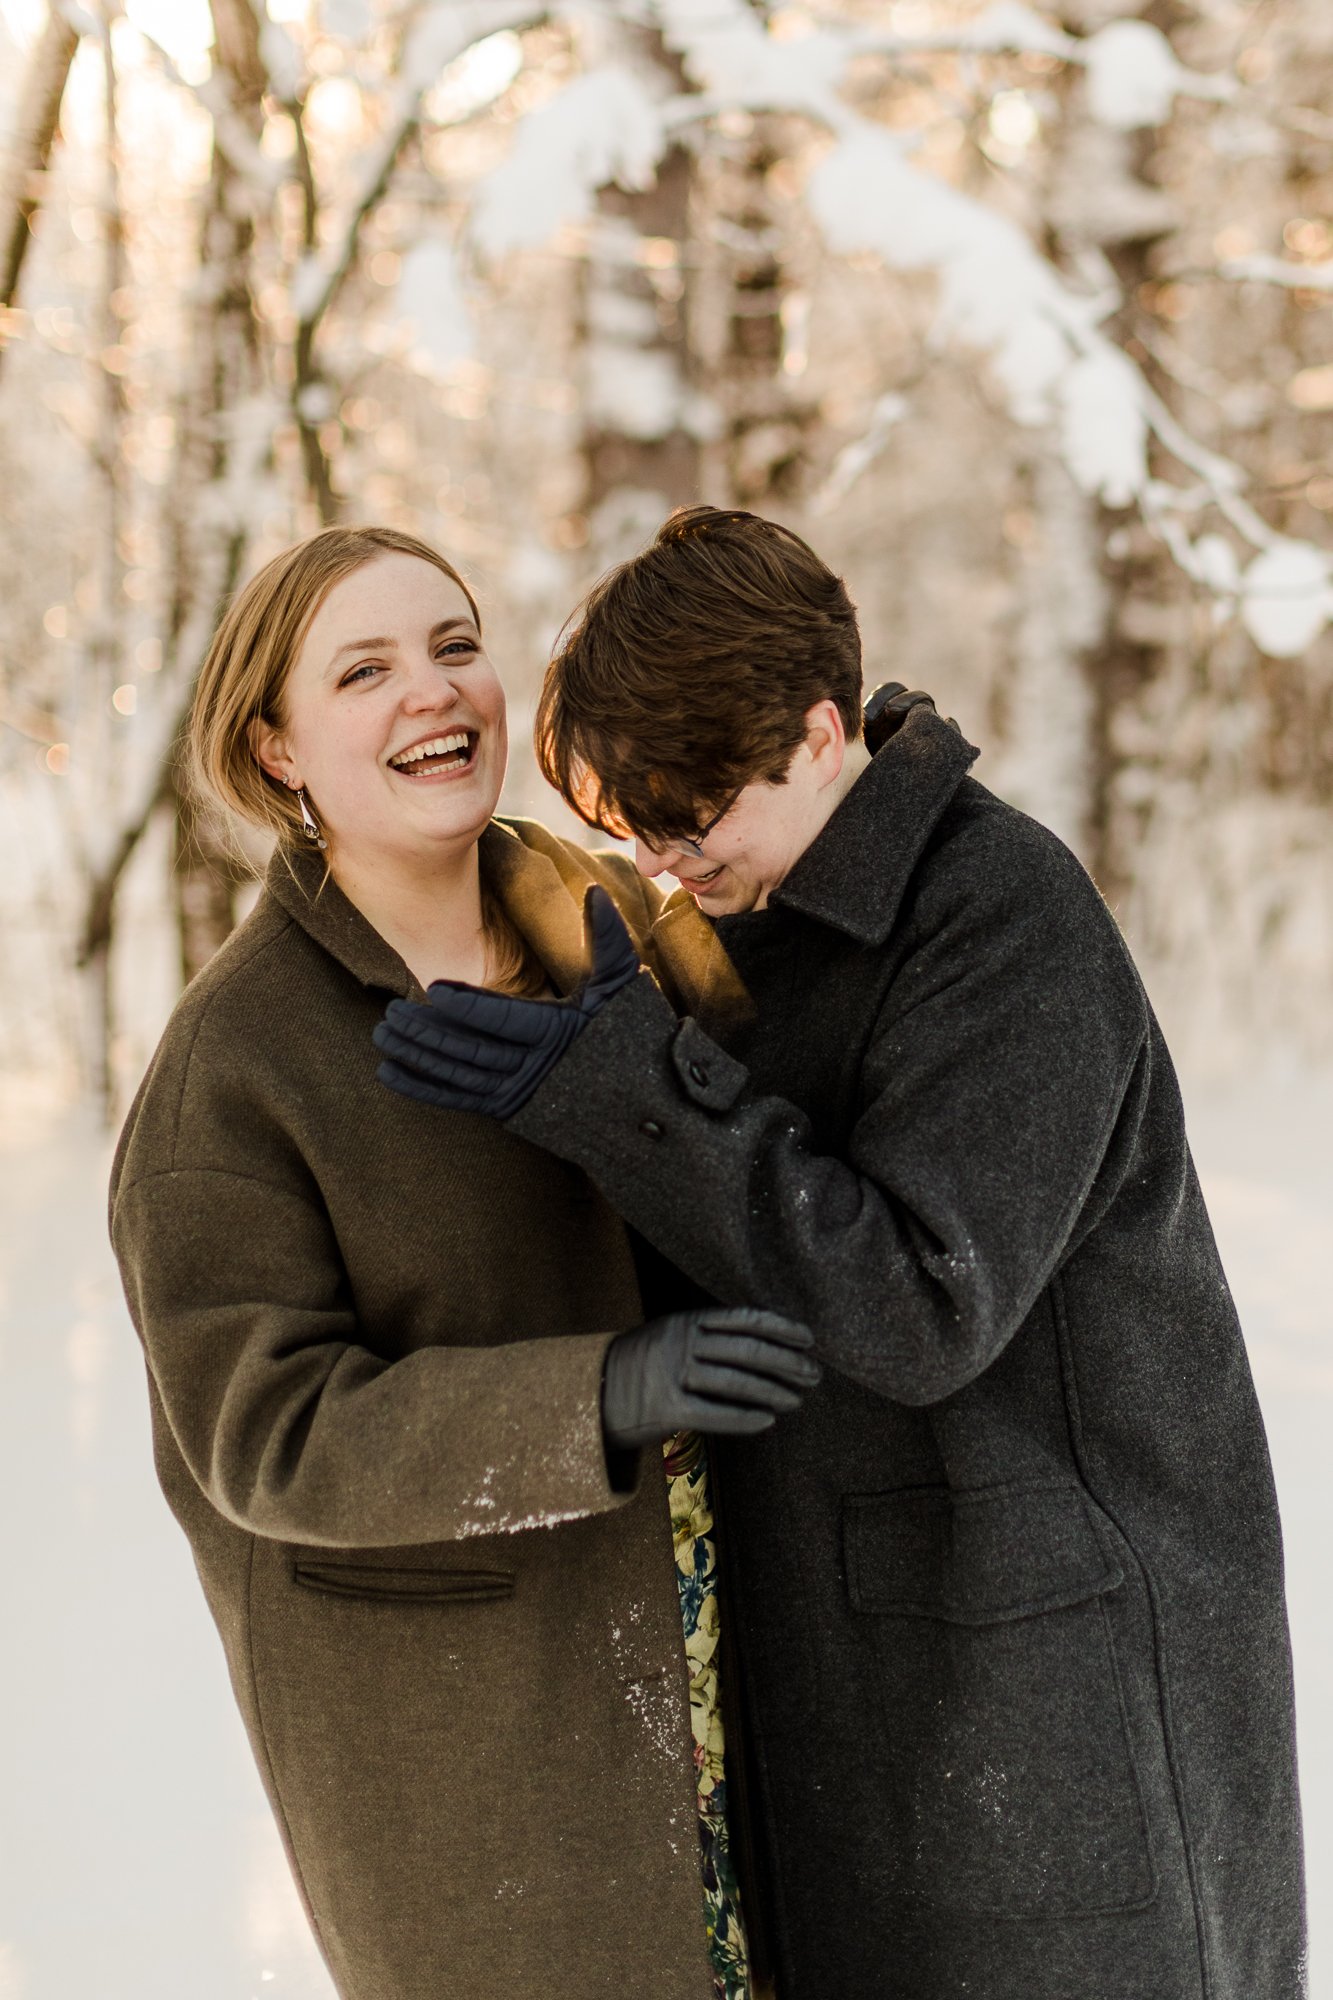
top-left (844, 1481), bottom-right (1156, 1919)
top-left (292, 1560), bottom-right (515, 1605)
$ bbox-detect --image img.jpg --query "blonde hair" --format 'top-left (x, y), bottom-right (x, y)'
top-left (189, 524), bottom-right (544, 996)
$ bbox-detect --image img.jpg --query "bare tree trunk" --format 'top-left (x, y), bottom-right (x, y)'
top-left (694, 116), bottom-right (815, 510)
top-left (170, 765), bottom-right (252, 989)
top-left (76, 0), bottom-right (269, 993)
top-left (288, 103), bottom-right (342, 525)
top-left (165, 0), bottom-right (268, 983)
top-left (576, 20), bottom-right (701, 571)
top-left (0, 6), bottom-right (80, 363)
top-left (74, 2), bottom-right (534, 975)
top-left (82, 946), bottom-right (115, 1119)
top-left (995, 37), bottom-right (1173, 894)
top-left (79, 1), bottom-right (130, 1121)
top-left (984, 449), bottom-right (1106, 867)
top-left (1071, 171), bottom-right (1175, 906)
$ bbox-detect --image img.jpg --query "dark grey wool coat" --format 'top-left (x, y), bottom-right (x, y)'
top-left (510, 704), bottom-right (1306, 2000)
top-left (109, 823), bottom-right (715, 2000)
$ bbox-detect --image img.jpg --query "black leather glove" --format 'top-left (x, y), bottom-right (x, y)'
top-left (601, 1306), bottom-right (820, 1452)
top-left (374, 885), bottom-right (640, 1120)
top-left (863, 681), bottom-right (961, 751)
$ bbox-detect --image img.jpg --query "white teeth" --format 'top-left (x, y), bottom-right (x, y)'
top-left (389, 732), bottom-right (471, 769)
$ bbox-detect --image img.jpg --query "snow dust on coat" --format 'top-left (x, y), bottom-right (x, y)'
top-left (510, 705), bottom-right (1306, 2000)
top-left (109, 823), bottom-right (713, 2000)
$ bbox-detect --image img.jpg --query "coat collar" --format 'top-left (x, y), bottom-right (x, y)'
top-left (766, 703), bottom-right (979, 946)
top-left (643, 706), bottom-right (978, 1018)
top-left (647, 891), bottom-right (758, 1040)
top-left (263, 821), bottom-right (592, 1000)
top-left (479, 818), bottom-right (589, 995)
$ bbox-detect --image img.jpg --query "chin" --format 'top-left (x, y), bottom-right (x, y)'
top-left (377, 796), bottom-right (499, 864)
top-left (696, 883), bottom-right (755, 915)
top-left (416, 771), bottom-right (503, 828)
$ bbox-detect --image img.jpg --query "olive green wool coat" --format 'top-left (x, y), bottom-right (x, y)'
top-left (109, 823), bottom-right (716, 2000)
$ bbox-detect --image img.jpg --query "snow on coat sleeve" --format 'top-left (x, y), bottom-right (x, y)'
top-left (112, 1167), bottom-right (633, 1546)
top-left (509, 823), bottom-right (1150, 1406)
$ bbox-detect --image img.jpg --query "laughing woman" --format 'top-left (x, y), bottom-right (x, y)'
top-left (109, 526), bottom-right (816, 2000)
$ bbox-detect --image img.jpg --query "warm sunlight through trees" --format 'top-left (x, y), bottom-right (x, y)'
top-left (2, 0), bottom-right (1331, 1114)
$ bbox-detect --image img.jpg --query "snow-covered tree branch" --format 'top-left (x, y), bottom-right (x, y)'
top-left (2, 0), bottom-right (1332, 1106)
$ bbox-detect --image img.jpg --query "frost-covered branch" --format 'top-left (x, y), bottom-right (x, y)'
top-left (1135, 384), bottom-right (1277, 551)
top-left (472, 0), bottom-right (1274, 588)
top-left (659, 4), bottom-right (1326, 653)
top-left (1219, 255), bottom-right (1333, 294)
top-left (470, 62), bottom-right (667, 258)
top-left (464, 0), bottom-right (1318, 654)
top-left (839, 3), bottom-right (1076, 62)
top-left (132, 27), bottom-right (285, 202)
top-left (289, 116), bottom-right (419, 337)
top-left (75, 720), bottom-right (178, 970)
top-left (295, 1), bottom-right (547, 330)
top-left (811, 391), bottom-right (910, 512)
top-left (653, 0), bottom-right (1232, 133)
top-left (845, 8), bottom-right (1235, 124)
top-left (285, 6), bottom-right (541, 513)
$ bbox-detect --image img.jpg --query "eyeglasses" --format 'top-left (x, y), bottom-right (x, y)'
top-left (673, 793), bottom-right (739, 861)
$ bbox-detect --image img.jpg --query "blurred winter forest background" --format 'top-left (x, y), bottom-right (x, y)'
top-left (1, 0), bottom-right (1332, 1114)
top-left (1, 1), bottom-right (1331, 1996)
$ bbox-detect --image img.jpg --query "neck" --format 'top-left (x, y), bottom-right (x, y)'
top-left (828, 736), bottom-right (874, 814)
top-left (801, 735), bottom-right (874, 855)
top-left (331, 837), bottom-right (488, 988)
top-left (755, 736), bottom-right (876, 912)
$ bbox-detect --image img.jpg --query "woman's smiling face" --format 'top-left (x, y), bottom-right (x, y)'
top-left (254, 552), bottom-right (508, 873)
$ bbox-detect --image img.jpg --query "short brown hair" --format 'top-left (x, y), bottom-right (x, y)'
top-left (190, 523), bottom-right (480, 849)
top-left (535, 505), bottom-right (863, 844)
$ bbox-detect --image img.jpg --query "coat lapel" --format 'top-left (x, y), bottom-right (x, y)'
top-left (482, 816), bottom-right (755, 1031)
top-left (264, 843), bottom-right (418, 996)
top-left (265, 817), bottom-right (752, 1027)
top-left (773, 705), bottom-right (979, 944)
top-left (263, 823), bottom-right (599, 1002)
top-left (477, 821), bottom-right (588, 995)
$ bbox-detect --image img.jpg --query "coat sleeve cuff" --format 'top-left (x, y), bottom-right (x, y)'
top-left (113, 1170), bottom-right (647, 1546)
top-left (509, 972), bottom-right (749, 1169)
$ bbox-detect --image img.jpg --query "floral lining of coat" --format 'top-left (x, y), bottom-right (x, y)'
top-left (663, 1429), bottom-right (751, 2000)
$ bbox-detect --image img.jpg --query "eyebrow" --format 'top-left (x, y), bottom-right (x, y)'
top-left (327, 617), bottom-right (478, 670)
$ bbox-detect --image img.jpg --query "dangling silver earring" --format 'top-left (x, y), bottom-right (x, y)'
top-left (286, 778), bottom-right (327, 851)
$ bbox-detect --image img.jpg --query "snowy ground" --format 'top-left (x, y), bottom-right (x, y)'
top-left (0, 1069), bottom-right (1328, 2000)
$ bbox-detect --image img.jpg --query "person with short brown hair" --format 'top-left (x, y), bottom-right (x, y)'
top-left (535, 503), bottom-right (864, 859)
top-left (377, 505), bottom-right (1306, 2000)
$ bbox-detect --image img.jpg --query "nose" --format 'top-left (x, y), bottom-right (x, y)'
top-left (633, 839), bottom-right (671, 880)
top-left (400, 650), bottom-right (462, 713)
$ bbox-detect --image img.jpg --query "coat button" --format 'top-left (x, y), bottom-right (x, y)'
top-left (639, 1119), bottom-right (664, 1139)
top-left (688, 1062), bottom-right (709, 1087)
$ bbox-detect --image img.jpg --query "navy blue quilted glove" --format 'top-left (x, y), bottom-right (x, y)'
top-left (374, 884), bottom-right (641, 1119)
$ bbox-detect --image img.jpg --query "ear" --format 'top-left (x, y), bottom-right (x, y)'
top-left (250, 715), bottom-right (297, 789)
top-left (802, 699), bottom-right (848, 786)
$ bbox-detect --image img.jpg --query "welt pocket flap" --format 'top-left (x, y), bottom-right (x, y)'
top-left (293, 1561), bottom-right (515, 1604)
top-left (844, 1482), bottom-right (1122, 1623)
